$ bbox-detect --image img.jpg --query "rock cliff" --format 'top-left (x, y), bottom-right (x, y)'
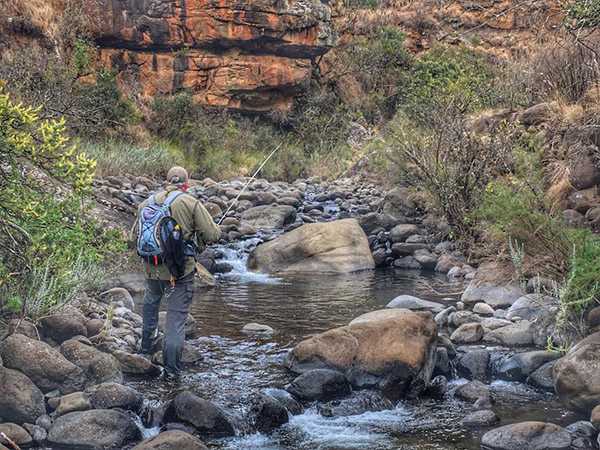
top-left (86, 0), bottom-right (336, 111)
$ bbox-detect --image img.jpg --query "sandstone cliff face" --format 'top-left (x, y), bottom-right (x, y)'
top-left (87, 0), bottom-right (336, 111)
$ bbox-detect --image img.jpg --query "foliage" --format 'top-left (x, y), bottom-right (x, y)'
top-left (344, 0), bottom-right (378, 10)
top-left (0, 87), bottom-right (124, 319)
top-left (564, 0), bottom-right (600, 29)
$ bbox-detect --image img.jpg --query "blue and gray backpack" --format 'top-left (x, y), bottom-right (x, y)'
top-left (136, 191), bottom-right (188, 277)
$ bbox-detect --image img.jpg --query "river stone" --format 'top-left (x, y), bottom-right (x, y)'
top-left (264, 388), bottom-right (303, 416)
top-left (0, 423), bottom-right (32, 447)
top-left (590, 405), bottom-right (600, 430)
top-left (35, 415), bottom-right (52, 431)
top-left (497, 351), bottom-right (561, 382)
top-left (112, 350), bottom-right (161, 376)
top-left (39, 305), bottom-right (88, 344)
top-left (393, 256), bottom-right (421, 269)
top-left (554, 331), bottom-right (600, 412)
top-left (287, 369), bottom-right (351, 401)
top-left (483, 322), bottom-right (534, 346)
top-left (158, 312), bottom-right (197, 338)
top-left (473, 303), bottom-right (495, 316)
top-left (451, 311), bottom-right (481, 327)
top-left (247, 219), bottom-right (375, 274)
top-left (481, 318), bottom-right (512, 330)
top-left (435, 306), bottom-right (457, 327)
top-left (60, 337), bottom-right (123, 384)
top-left (358, 212), bottom-right (395, 234)
top-left (454, 380), bottom-right (492, 403)
top-left (460, 409), bottom-right (499, 427)
top-left (242, 323), bottom-right (274, 333)
top-left (0, 334), bottom-right (86, 394)
top-left (506, 294), bottom-right (558, 321)
top-left (526, 359), bottom-right (560, 391)
top-left (382, 187), bottom-right (417, 220)
top-left (450, 323), bottom-right (484, 344)
top-left (8, 319), bottom-right (39, 340)
top-left (434, 347), bottom-right (450, 378)
top-left (85, 382), bottom-right (143, 412)
top-left (318, 391), bottom-right (394, 418)
top-left (98, 287), bottom-right (135, 310)
top-left (284, 312), bottom-right (437, 397)
top-left (349, 309), bottom-right (412, 325)
top-left (245, 393), bottom-right (289, 433)
top-left (391, 242), bottom-right (428, 256)
top-left (386, 295), bottom-right (443, 313)
top-left (389, 224), bottom-right (419, 243)
top-left (461, 281), bottom-right (522, 308)
top-left (481, 421), bottom-right (572, 450)
top-left (0, 366), bottom-right (45, 425)
top-left (47, 409), bottom-right (141, 449)
top-left (22, 423), bottom-right (47, 444)
top-left (241, 205), bottom-right (297, 229)
top-left (151, 342), bottom-right (203, 366)
top-left (55, 392), bottom-right (92, 417)
top-left (131, 430), bottom-right (208, 450)
top-left (413, 249), bottom-right (439, 270)
top-left (163, 392), bottom-right (236, 436)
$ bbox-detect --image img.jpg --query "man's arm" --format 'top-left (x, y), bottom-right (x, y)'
top-left (193, 201), bottom-right (222, 244)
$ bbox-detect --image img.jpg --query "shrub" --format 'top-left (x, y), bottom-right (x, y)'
top-left (564, 0), bottom-right (600, 29)
top-left (0, 87), bottom-right (125, 319)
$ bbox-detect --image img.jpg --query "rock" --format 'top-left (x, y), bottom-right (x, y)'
top-left (454, 380), bottom-right (491, 403)
top-left (131, 430), bottom-right (208, 450)
top-left (98, 287), bottom-right (135, 310)
top-left (246, 394), bottom-right (289, 433)
top-left (526, 359), bottom-right (559, 391)
top-left (22, 423), bottom-right (47, 444)
top-left (570, 154), bottom-right (600, 190)
top-left (85, 382), bottom-right (143, 412)
top-left (241, 205), bottom-right (297, 229)
top-left (481, 318), bottom-right (512, 330)
top-left (481, 421), bottom-right (571, 450)
top-left (435, 254), bottom-right (462, 273)
top-left (567, 191), bottom-right (592, 214)
top-left (247, 219), bottom-right (375, 274)
top-left (163, 392), bottom-right (236, 436)
top-left (0, 334), bottom-right (85, 394)
top-left (497, 351), bottom-right (561, 382)
top-left (461, 409), bottom-right (499, 427)
top-left (519, 102), bottom-right (554, 125)
top-left (60, 337), bottom-right (123, 385)
top-left (284, 312), bottom-right (437, 396)
top-left (112, 350), bottom-right (161, 376)
top-left (264, 388), bottom-right (303, 416)
top-left (35, 415), bottom-right (52, 431)
top-left (461, 281), bottom-right (522, 308)
top-left (318, 390), bottom-right (394, 418)
top-left (563, 209), bottom-right (588, 226)
top-left (450, 323), bottom-right (484, 344)
top-left (393, 256), bottom-right (422, 269)
top-left (40, 306), bottom-right (88, 343)
top-left (152, 342), bottom-right (203, 366)
top-left (204, 202), bottom-right (222, 218)
top-left (433, 347), bottom-right (451, 378)
top-left (0, 366), bottom-right (45, 425)
top-left (242, 323), bottom-right (274, 333)
top-left (434, 306), bottom-right (457, 327)
top-left (287, 369), bottom-right (351, 401)
top-left (8, 319), bottom-right (39, 340)
top-left (554, 331), bottom-right (600, 412)
top-left (456, 349), bottom-right (490, 382)
top-left (55, 392), bottom-right (92, 417)
top-left (565, 421), bottom-right (596, 445)
top-left (386, 295), bottom-right (444, 313)
top-left (451, 311), bottom-right (481, 327)
top-left (413, 249), bottom-right (439, 269)
top-left (349, 309), bottom-right (412, 325)
top-left (483, 322), bottom-right (534, 346)
top-left (591, 404), bottom-right (600, 430)
top-left (506, 294), bottom-right (558, 321)
top-left (587, 307), bottom-right (600, 330)
top-left (47, 409), bottom-right (141, 449)
top-left (390, 242), bottom-right (428, 256)
top-left (86, 319), bottom-right (105, 337)
top-left (358, 213), bottom-right (395, 234)
top-left (525, 276), bottom-right (557, 294)
top-left (382, 187), bottom-right (417, 220)
top-left (389, 224), bottom-right (420, 243)
top-left (157, 312), bottom-right (197, 338)
top-left (0, 423), bottom-right (33, 447)
top-left (473, 303), bottom-right (495, 316)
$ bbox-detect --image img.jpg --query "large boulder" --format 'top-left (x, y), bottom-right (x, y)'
top-left (461, 262), bottom-right (522, 307)
top-left (483, 322), bottom-right (534, 346)
top-left (85, 382), bottom-right (143, 412)
top-left (386, 295), bottom-right (444, 313)
top-left (349, 309), bottom-right (412, 325)
top-left (0, 334), bottom-right (86, 394)
top-left (286, 369), bottom-right (351, 401)
top-left (241, 205), bottom-right (297, 229)
top-left (131, 430), bottom-right (208, 450)
top-left (389, 224), bottom-right (420, 243)
top-left (497, 351), bottom-right (561, 382)
top-left (284, 312), bottom-right (437, 397)
top-left (40, 305), bottom-right (88, 343)
top-left (0, 366), bottom-right (45, 425)
top-left (163, 392), bottom-right (237, 436)
top-left (244, 394), bottom-right (289, 433)
top-left (0, 423), bottom-right (32, 448)
top-left (247, 219), bottom-right (375, 274)
top-left (553, 331), bottom-right (600, 412)
top-left (382, 187), bottom-right (417, 221)
top-left (481, 421), bottom-right (571, 450)
top-left (60, 337), bottom-right (123, 385)
top-left (47, 409), bottom-right (141, 449)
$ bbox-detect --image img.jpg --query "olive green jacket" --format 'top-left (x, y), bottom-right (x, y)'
top-left (131, 185), bottom-right (221, 280)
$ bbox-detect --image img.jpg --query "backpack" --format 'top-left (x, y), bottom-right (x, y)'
top-left (136, 191), bottom-right (188, 278)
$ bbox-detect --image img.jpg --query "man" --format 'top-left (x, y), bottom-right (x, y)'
top-left (132, 166), bottom-right (221, 381)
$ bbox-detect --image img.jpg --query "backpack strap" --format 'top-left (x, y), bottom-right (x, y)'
top-left (163, 190), bottom-right (184, 210)
top-left (148, 194), bottom-right (158, 207)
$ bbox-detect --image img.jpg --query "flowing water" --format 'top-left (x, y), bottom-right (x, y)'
top-left (129, 245), bottom-right (582, 450)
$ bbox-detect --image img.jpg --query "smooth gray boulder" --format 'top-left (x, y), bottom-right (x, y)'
top-left (163, 392), bottom-right (237, 436)
top-left (506, 294), bottom-right (558, 321)
top-left (483, 322), bottom-right (534, 346)
top-left (497, 351), bottom-right (561, 382)
top-left (131, 430), bottom-right (208, 450)
top-left (287, 369), bottom-right (351, 401)
top-left (386, 295), bottom-right (444, 313)
top-left (481, 421), bottom-right (571, 450)
top-left (0, 366), bottom-right (45, 425)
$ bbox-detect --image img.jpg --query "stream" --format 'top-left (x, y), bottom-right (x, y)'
top-left (129, 245), bottom-right (581, 450)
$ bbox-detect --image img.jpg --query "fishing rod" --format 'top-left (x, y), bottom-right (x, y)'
top-left (217, 143), bottom-right (283, 225)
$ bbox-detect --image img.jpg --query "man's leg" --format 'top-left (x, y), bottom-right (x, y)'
top-left (141, 278), bottom-right (164, 353)
top-left (163, 273), bottom-right (195, 377)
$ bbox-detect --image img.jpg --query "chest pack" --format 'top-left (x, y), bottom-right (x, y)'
top-left (136, 191), bottom-right (188, 278)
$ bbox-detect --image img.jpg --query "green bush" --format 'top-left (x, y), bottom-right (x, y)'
top-left (564, 0), bottom-right (600, 28)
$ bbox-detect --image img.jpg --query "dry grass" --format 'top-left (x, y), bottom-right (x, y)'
top-left (5, 0), bottom-right (60, 39)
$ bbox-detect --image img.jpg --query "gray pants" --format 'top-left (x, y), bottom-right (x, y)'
top-left (142, 272), bottom-right (195, 375)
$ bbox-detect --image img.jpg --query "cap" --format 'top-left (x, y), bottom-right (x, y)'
top-left (166, 166), bottom-right (188, 185)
